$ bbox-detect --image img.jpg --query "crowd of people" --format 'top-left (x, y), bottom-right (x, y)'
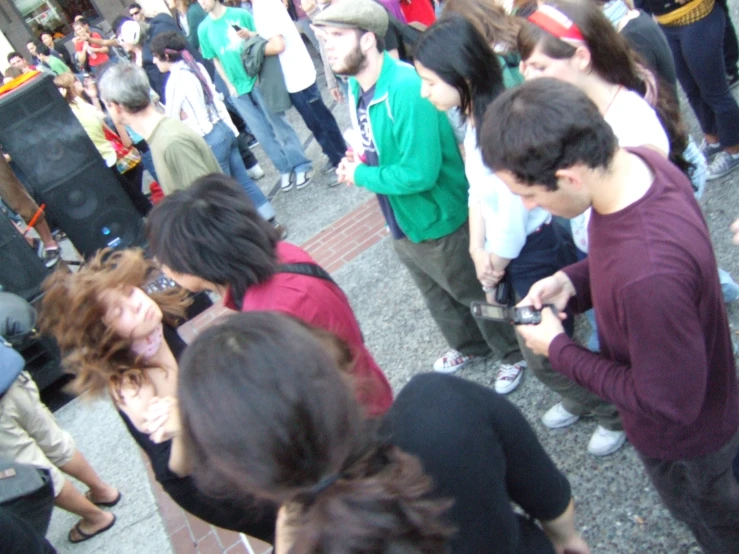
top-left (1, 0), bottom-right (739, 552)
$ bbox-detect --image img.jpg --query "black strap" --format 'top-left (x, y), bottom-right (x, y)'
top-left (278, 263), bottom-right (338, 287)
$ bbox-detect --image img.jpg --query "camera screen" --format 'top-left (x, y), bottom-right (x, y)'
top-left (477, 304), bottom-right (508, 320)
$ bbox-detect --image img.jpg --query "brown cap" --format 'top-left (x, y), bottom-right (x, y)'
top-left (312, 0), bottom-right (389, 38)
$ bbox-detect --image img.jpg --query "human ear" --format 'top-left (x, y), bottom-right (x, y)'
top-left (572, 45), bottom-right (592, 73)
top-left (554, 167), bottom-right (583, 191)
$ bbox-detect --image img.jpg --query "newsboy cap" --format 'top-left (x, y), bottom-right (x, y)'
top-left (312, 0), bottom-right (389, 38)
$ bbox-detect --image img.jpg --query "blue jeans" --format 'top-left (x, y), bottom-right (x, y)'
top-left (230, 86), bottom-right (311, 176)
top-left (661, 7), bottom-right (739, 147)
top-left (203, 121), bottom-right (275, 221)
top-left (289, 82), bottom-right (346, 167)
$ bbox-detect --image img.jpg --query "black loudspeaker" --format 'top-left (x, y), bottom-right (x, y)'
top-left (0, 210), bottom-right (48, 302)
top-left (0, 73), bottom-right (145, 258)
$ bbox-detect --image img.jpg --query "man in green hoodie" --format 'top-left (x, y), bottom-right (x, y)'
top-left (313, 0), bottom-right (522, 374)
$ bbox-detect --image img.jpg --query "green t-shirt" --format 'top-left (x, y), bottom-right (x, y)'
top-left (147, 117), bottom-right (222, 195)
top-left (46, 55), bottom-right (70, 75)
top-left (198, 7), bottom-right (257, 96)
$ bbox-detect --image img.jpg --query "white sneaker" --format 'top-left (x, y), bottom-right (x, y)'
top-left (587, 426), bottom-right (627, 456)
top-left (542, 402), bottom-right (580, 429)
top-left (247, 163), bottom-right (265, 180)
top-left (280, 173), bottom-right (293, 192)
top-left (295, 170), bottom-right (312, 190)
top-left (494, 361), bottom-right (526, 394)
top-left (432, 349), bottom-right (478, 374)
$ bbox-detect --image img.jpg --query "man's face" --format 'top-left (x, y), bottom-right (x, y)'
top-left (9, 56), bottom-right (27, 71)
top-left (26, 43), bottom-right (37, 56)
top-left (497, 170), bottom-right (590, 219)
top-left (320, 26), bottom-right (367, 76)
top-left (129, 7), bottom-right (145, 22)
top-left (198, 0), bottom-right (219, 13)
top-left (41, 34), bottom-right (54, 48)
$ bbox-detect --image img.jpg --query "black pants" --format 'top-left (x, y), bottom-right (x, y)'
top-left (717, 0), bottom-right (739, 72)
top-left (640, 429), bottom-right (739, 554)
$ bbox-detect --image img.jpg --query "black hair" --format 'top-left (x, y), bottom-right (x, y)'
top-left (145, 174), bottom-right (279, 307)
top-left (39, 30), bottom-right (53, 38)
top-left (75, 16), bottom-right (89, 26)
top-left (480, 78), bottom-right (618, 190)
top-left (112, 15), bottom-right (133, 35)
top-left (128, 2), bottom-right (143, 11)
top-left (415, 16), bottom-right (505, 135)
top-left (150, 31), bottom-right (187, 62)
top-left (7, 52), bottom-right (22, 63)
top-left (178, 311), bottom-right (454, 553)
top-left (36, 44), bottom-right (51, 57)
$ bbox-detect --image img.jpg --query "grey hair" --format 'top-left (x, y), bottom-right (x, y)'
top-left (98, 62), bottom-right (151, 113)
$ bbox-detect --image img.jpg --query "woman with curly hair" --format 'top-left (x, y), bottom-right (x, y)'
top-left (38, 249), bottom-right (278, 541)
top-left (178, 311), bottom-right (589, 554)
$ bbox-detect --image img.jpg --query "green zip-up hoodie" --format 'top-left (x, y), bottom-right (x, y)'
top-left (349, 53), bottom-right (469, 243)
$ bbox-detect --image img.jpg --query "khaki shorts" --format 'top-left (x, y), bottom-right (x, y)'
top-left (0, 158), bottom-right (43, 224)
top-left (0, 371), bottom-right (76, 496)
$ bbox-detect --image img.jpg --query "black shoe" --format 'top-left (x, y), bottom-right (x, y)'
top-left (322, 160), bottom-right (338, 174)
top-left (42, 246), bottom-right (61, 268)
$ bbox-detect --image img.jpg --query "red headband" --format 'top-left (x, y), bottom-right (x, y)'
top-left (528, 5), bottom-right (585, 43)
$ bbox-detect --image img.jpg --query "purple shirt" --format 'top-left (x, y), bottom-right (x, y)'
top-left (549, 147), bottom-right (739, 461)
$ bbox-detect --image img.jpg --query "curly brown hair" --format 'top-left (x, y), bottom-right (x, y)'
top-left (38, 248), bottom-right (189, 398)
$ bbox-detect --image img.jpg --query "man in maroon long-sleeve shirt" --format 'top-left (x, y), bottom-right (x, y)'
top-left (479, 78), bottom-right (739, 554)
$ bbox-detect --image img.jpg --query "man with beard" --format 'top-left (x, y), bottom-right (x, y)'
top-left (312, 0), bottom-right (523, 375)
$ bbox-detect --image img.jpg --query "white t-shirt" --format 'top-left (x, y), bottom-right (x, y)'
top-left (571, 87), bottom-right (669, 253)
top-left (252, 0), bottom-right (316, 93)
top-left (464, 124), bottom-right (551, 259)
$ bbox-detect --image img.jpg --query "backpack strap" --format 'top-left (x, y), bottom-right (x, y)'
top-left (278, 263), bottom-right (339, 287)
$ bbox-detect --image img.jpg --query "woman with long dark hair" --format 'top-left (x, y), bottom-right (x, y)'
top-left (413, 17), bottom-right (580, 408)
top-left (178, 311), bottom-right (590, 554)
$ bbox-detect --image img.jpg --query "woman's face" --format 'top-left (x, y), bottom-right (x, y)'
top-left (520, 44), bottom-right (581, 85)
top-left (415, 61), bottom-right (461, 112)
top-left (100, 286), bottom-right (163, 341)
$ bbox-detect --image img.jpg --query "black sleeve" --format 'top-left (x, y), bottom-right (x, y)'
top-left (383, 20), bottom-right (400, 53)
top-left (384, 373), bottom-right (572, 554)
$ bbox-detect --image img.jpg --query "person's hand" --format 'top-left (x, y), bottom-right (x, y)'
top-left (227, 82), bottom-right (238, 97)
top-left (470, 248), bottom-right (496, 286)
top-left (330, 87), bottom-right (344, 103)
top-left (548, 532), bottom-right (591, 554)
top-left (337, 155), bottom-right (361, 186)
top-left (144, 396), bottom-right (181, 443)
top-left (514, 306), bottom-right (565, 357)
top-left (520, 271), bottom-right (576, 312)
top-left (731, 218), bottom-right (739, 245)
top-left (236, 28), bottom-right (254, 40)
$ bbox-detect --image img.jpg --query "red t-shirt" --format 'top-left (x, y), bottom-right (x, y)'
top-left (74, 32), bottom-right (110, 67)
top-left (223, 242), bottom-right (393, 416)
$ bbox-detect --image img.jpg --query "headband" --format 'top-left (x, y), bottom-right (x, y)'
top-left (528, 5), bottom-right (585, 44)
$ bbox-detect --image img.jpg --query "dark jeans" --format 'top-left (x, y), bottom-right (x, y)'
top-left (716, 0), bottom-right (739, 71)
top-left (509, 224), bottom-right (622, 431)
top-left (661, 7), bottom-right (739, 147)
top-left (202, 121), bottom-right (273, 220)
top-left (393, 222), bottom-right (521, 363)
top-left (110, 163), bottom-right (151, 217)
top-left (289, 82), bottom-right (346, 167)
top-left (640, 429), bottom-right (739, 554)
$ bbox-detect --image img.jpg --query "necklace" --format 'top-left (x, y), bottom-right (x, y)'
top-left (603, 85), bottom-right (622, 116)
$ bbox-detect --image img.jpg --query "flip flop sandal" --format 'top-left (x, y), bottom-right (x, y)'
top-left (85, 490), bottom-right (123, 507)
top-left (68, 514), bottom-right (117, 543)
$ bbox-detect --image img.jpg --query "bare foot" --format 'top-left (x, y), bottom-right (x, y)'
top-left (69, 511), bottom-right (116, 542)
top-left (85, 485), bottom-right (120, 505)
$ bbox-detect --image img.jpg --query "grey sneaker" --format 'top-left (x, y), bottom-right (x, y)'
top-left (700, 139), bottom-right (723, 163)
top-left (706, 151), bottom-right (739, 181)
